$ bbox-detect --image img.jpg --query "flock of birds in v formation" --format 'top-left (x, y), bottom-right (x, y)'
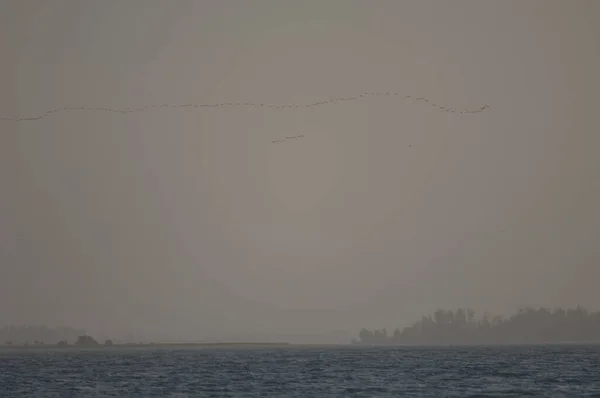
top-left (2, 91), bottom-right (489, 145)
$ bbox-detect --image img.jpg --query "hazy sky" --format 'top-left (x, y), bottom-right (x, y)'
top-left (2, 0), bottom-right (599, 342)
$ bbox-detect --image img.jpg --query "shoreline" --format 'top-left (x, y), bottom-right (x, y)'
top-left (2, 341), bottom-right (600, 351)
top-left (0, 342), bottom-right (295, 350)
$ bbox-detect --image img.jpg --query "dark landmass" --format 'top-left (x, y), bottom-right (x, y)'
top-left (355, 307), bottom-right (600, 345)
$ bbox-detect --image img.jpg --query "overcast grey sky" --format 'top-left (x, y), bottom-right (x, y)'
top-left (1, 0), bottom-right (599, 342)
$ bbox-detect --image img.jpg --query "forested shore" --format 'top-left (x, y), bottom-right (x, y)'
top-left (355, 307), bottom-right (600, 345)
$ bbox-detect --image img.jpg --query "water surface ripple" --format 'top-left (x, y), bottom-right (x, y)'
top-left (1, 345), bottom-right (599, 397)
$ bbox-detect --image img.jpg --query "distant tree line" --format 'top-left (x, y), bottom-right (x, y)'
top-left (1, 327), bottom-right (114, 348)
top-left (1, 325), bottom-right (86, 346)
top-left (355, 307), bottom-right (600, 345)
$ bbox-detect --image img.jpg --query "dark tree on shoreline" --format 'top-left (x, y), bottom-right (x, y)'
top-left (356, 307), bottom-right (600, 345)
top-left (75, 335), bottom-right (100, 347)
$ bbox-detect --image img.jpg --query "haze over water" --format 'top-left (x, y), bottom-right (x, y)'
top-left (2, 0), bottom-right (599, 345)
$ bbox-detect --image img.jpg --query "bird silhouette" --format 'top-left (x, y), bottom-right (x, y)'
top-left (1, 91), bottom-right (490, 122)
